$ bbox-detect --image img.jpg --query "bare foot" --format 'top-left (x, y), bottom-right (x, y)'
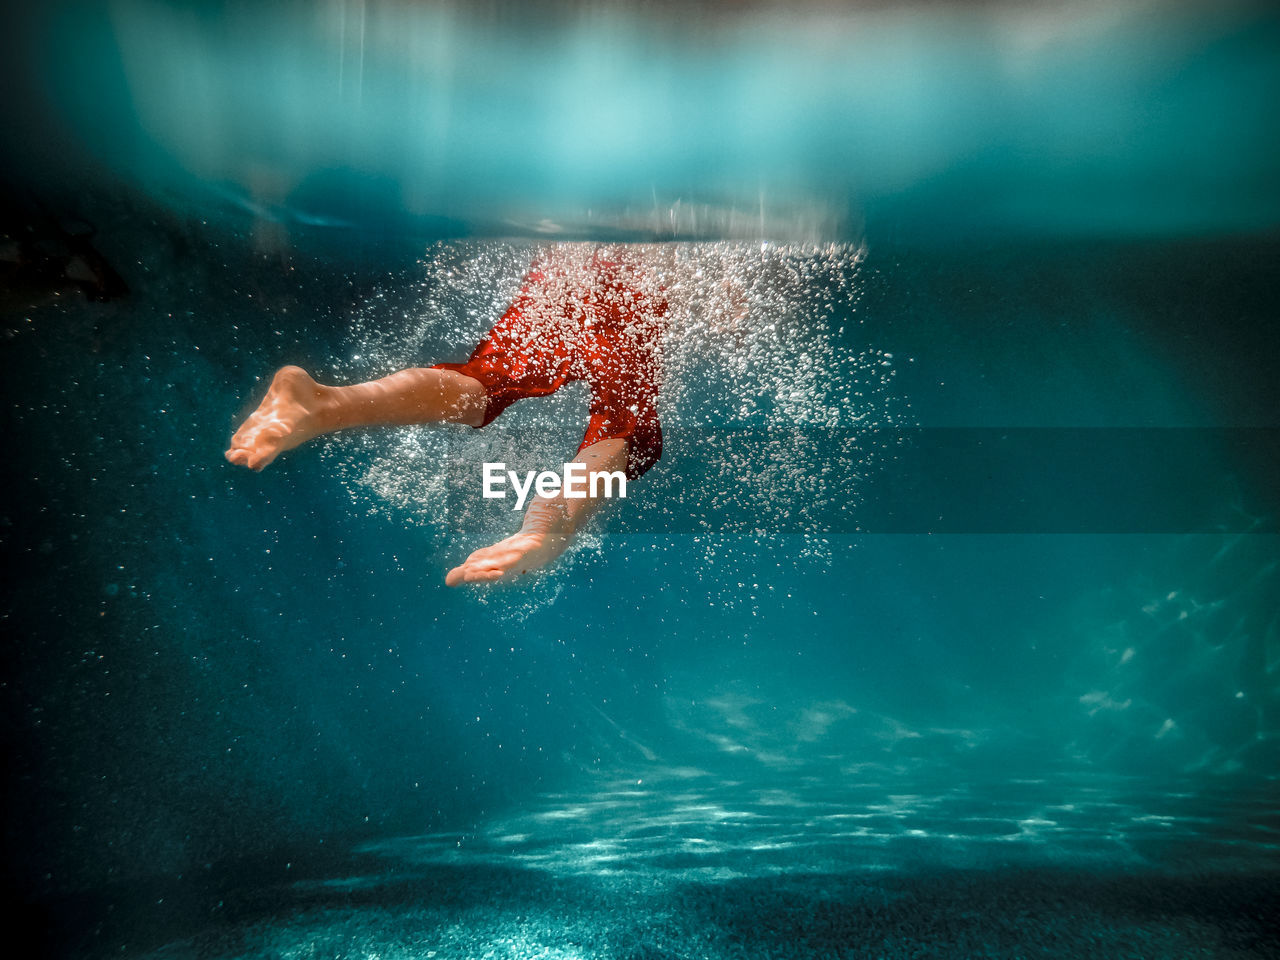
top-left (445, 530), bottom-right (570, 586)
top-left (226, 366), bottom-right (333, 471)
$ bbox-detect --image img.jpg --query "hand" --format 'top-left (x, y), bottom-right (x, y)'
top-left (444, 529), bottom-right (570, 586)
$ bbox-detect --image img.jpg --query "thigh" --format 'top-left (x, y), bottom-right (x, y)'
top-left (433, 310), bottom-right (578, 425)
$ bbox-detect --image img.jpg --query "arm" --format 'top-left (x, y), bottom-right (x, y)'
top-left (445, 438), bottom-right (628, 586)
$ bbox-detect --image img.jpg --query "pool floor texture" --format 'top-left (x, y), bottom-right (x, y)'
top-left (28, 772), bottom-right (1280, 959)
top-left (34, 856), bottom-right (1280, 960)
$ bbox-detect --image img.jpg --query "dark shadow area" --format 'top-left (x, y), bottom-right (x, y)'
top-left (685, 867), bottom-right (1280, 959)
top-left (23, 846), bottom-right (1280, 959)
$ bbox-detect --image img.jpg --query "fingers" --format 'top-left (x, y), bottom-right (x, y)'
top-left (446, 562), bottom-right (506, 586)
top-left (446, 549), bottom-right (516, 586)
top-left (447, 563), bottom-right (507, 585)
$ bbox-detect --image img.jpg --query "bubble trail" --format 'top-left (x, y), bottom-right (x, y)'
top-left (318, 241), bottom-right (910, 601)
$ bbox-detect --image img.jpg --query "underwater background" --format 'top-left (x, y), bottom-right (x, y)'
top-left (2, 1), bottom-right (1278, 957)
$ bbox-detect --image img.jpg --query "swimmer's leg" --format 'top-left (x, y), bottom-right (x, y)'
top-left (226, 365), bottom-right (486, 470)
top-left (445, 438), bottom-right (628, 586)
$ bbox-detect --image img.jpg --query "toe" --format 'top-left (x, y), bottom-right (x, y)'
top-left (230, 414), bottom-right (265, 448)
top-left (246, 449), bottom-right (276, 472)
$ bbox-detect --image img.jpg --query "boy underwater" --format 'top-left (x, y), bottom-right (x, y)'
top-left (226, 246), bottom-right (667, 585)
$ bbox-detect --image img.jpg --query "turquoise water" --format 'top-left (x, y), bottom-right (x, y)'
top-left (3, 1), bottom-right (1279, 958)
top-left (9, 0), bottom-right (1280, 239)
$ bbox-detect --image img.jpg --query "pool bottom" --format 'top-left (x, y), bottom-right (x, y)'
top-left (29, 770), bottom-right (1280, 959)
top-left (35, 857), bottom-right (1280, 960)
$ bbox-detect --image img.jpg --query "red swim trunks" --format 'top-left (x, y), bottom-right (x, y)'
top-left (433, 249), bottom-right (667, 479)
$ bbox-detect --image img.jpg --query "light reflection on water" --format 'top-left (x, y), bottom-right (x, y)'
top-left (24, 0), bottom-right (1280, 239)
top-left (352, 767), bottom-right (1279, 883)
top-left (123, 767), bottom-right (1279, 960)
